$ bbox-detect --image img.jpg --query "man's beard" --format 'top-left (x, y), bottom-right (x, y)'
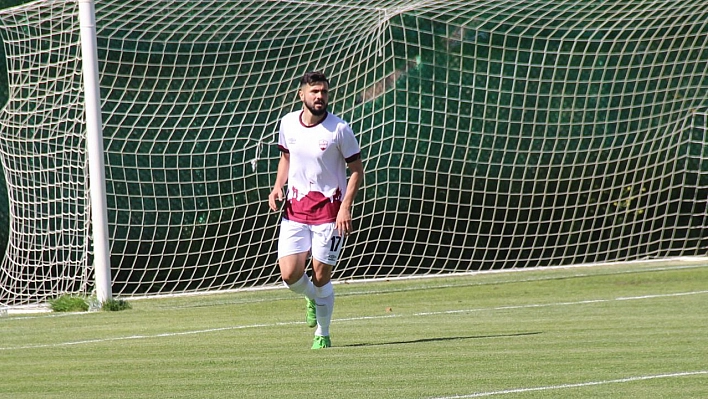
top-left (305, 101), bottom-right (328, 116)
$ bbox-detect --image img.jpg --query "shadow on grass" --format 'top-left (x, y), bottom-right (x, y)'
top-left (340, 331), bottom-right (542, 347)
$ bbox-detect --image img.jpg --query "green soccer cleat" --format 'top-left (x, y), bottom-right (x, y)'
top-left (311, 335), bottom-right (331, 350)
top-left (305, 298), bottom-right (317, 328)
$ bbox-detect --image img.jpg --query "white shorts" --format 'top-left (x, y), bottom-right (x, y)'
top-left (278, 218), bottom-right (344, 266)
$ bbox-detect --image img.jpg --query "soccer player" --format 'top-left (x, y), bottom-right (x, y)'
top-left (268, 71), bottom-right (364, 349)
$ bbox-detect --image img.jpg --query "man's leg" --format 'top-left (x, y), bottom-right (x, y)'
top-left (280, 252), bottom-right (318, 328)
top-left (311, 259), bottom-right (334, 342)
top-left (278, 219), bottom-right (315, 299)
top-left (309, 222), bottom-right (341, 349)
top-left (278, 219), bottom-right (317, 327)
top-left (279, 252), bottom-right (315, 298)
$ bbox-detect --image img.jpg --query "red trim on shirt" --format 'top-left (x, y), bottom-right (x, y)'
top-left (345, 152), bottom-right (361, 163)
top-left (284, 189), bottom-right (341, 225)
top-left (299, 111), bottom-right (328, 128)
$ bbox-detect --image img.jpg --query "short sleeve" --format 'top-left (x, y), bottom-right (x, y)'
top-left (338, 122), bottom-right (361, 161)
top-left (277, 117), bottom-right (289, 153)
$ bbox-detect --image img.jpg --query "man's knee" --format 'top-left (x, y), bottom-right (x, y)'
top-left (279, 253), bottom-right (308, 284)
top-left (311, 259), bottom-right (333, 287)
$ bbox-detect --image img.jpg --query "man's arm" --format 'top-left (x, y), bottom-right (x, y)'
top-left (268, 152), bottom-right (290, 212)
top-left (336, 158), bottom-right (364, 236)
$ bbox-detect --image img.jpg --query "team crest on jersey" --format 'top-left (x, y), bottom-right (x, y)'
top-left (318, 140), bottom-right (328, 151)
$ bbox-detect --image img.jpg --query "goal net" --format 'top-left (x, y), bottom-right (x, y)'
top-left (0, 0), bottom-right (707, 305)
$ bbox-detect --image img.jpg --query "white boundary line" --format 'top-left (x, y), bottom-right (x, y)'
top-left (429, 371), bottom-right (708, 398)
top-left (336, 256), bottom-right (708, 286)
top-left (1, 289), bottom-right (706, 351)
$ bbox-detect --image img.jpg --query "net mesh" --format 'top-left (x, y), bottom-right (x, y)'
top-left (0, 0), bottom-right (707, 305)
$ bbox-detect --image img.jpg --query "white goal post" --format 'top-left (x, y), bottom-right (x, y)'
top-left (0, 0), bottom-right (707, 305)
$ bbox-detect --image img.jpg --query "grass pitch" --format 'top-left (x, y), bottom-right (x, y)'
top-left (1, 261), bottom-right (707, 398)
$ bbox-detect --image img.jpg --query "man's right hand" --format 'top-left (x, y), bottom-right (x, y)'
top-left (268, 187), bottom-right (284, 212)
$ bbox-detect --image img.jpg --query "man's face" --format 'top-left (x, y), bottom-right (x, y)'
top-left (299, 82), bottom-right (329, 116)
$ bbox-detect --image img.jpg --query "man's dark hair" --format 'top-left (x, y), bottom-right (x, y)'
top-left (300, 71), bottom-right (329, 87)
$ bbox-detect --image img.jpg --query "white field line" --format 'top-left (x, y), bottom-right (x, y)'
top-left (429, 371), bottom-right (708, 398)
top-left (1, 289), bottom-right (706, 351)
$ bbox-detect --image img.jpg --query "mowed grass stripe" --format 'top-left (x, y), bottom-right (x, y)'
top-left (0, 263), bottom-right (706, 399)
top-left (1, 288), bottom-right (705, 352)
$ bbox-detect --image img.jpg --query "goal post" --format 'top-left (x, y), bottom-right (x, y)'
top-left (78, 0), bottom-right (111, 303)
top-left (0, 0), bottom-right (707, 306)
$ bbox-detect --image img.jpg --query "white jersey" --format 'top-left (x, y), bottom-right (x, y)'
top-left (278, 110), bottom-right (361, 225)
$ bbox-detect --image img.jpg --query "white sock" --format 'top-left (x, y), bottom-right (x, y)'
top-left (284, 273), bottom-right (316, 300)
top-left (314, 282), bottom-right (334, 337)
